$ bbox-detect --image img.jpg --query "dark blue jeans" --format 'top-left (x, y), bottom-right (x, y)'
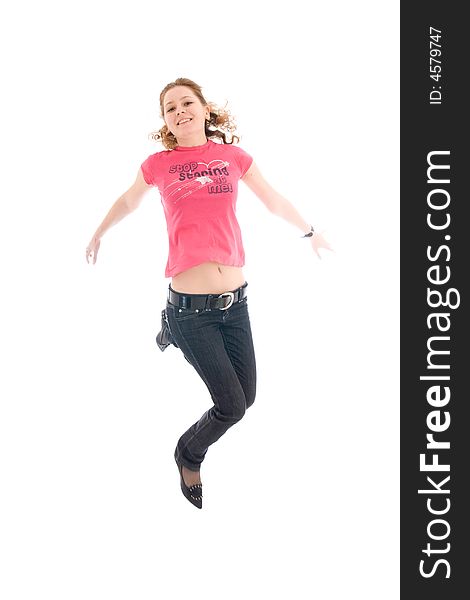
top-left (166, 283), bottom-right (257, 472)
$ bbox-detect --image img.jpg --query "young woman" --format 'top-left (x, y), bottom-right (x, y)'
top-left (86, 77), bottom-right (332, 509)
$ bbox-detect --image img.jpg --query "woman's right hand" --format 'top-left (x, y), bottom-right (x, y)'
top-left (86, 236), bottom-right (101, 264)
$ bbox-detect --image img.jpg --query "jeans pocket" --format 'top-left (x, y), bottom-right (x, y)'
top-left (231, 296), bottom-right (248, 311)
top-left (167, 303), bottom-right (204, 322)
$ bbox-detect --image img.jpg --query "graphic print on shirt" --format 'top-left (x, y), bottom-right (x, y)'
top-left (163, 159), bottom-right (233, 204)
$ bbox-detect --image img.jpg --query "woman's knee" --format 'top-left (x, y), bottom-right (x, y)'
top-left (214, 387), bottom-right (246, 423)
top-left (230, 397), bottom-right (247, 422)
top-left (245, 389), bottom-right (256, 409)
top-left (244, 377), bottom-right (256, 409)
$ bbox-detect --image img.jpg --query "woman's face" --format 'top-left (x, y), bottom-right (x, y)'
top-left (162, 86), bottom-right (209, 140)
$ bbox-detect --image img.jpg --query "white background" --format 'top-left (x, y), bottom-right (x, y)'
top-left (0, 1), bottom-right (399, 599)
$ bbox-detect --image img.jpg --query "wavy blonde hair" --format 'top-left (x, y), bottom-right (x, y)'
top-left (148, 77), bottom-right (240, 150)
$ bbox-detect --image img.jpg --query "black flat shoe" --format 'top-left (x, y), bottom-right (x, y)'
top-left (174, 450), bottom-right (202, 509)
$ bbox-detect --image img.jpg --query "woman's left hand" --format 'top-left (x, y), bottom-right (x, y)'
top-left (310, 231), bottom-right (334, 259)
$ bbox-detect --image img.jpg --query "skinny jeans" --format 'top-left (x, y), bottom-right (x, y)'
top-left (166, 283), bottom-right (257, 471)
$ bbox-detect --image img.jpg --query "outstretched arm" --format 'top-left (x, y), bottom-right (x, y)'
top-left (86, 168), bottom-right (151, 264)
top-left (241, 162), bottom-right (333, 258)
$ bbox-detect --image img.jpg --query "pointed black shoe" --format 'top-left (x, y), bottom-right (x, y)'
top-left (174, 450), bottom-right (203, 509)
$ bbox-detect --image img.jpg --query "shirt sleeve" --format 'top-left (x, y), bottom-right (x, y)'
top-left (232, 145), bottom-right (254, 177)
top-left (140, 154), bottom-right (156, 186)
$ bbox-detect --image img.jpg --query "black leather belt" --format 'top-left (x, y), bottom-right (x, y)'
top-left (168, 282), bottom-right (248, 311)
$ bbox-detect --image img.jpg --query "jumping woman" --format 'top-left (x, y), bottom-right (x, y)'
top-left (86, 77), bottom-right (332, 509)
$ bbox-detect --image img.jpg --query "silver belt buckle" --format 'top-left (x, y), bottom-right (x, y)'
top-left (218, 291), bottom-right (234, 310)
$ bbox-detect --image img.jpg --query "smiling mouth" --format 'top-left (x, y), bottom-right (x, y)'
top-left (178, 118), bottom-right (192, 125)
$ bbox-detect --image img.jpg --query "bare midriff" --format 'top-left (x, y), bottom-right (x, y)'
top-left (171, 261), bottom-right (246, 295)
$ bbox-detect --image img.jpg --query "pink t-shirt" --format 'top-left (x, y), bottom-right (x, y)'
top-left (140, 139), bottom-right (253, 278)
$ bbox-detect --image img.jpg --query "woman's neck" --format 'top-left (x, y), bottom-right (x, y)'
top-left (175, 133), bottom-right (208, 148)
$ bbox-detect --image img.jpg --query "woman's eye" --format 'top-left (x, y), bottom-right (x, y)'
top-left (167, 102), bottom-right (191, 113)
